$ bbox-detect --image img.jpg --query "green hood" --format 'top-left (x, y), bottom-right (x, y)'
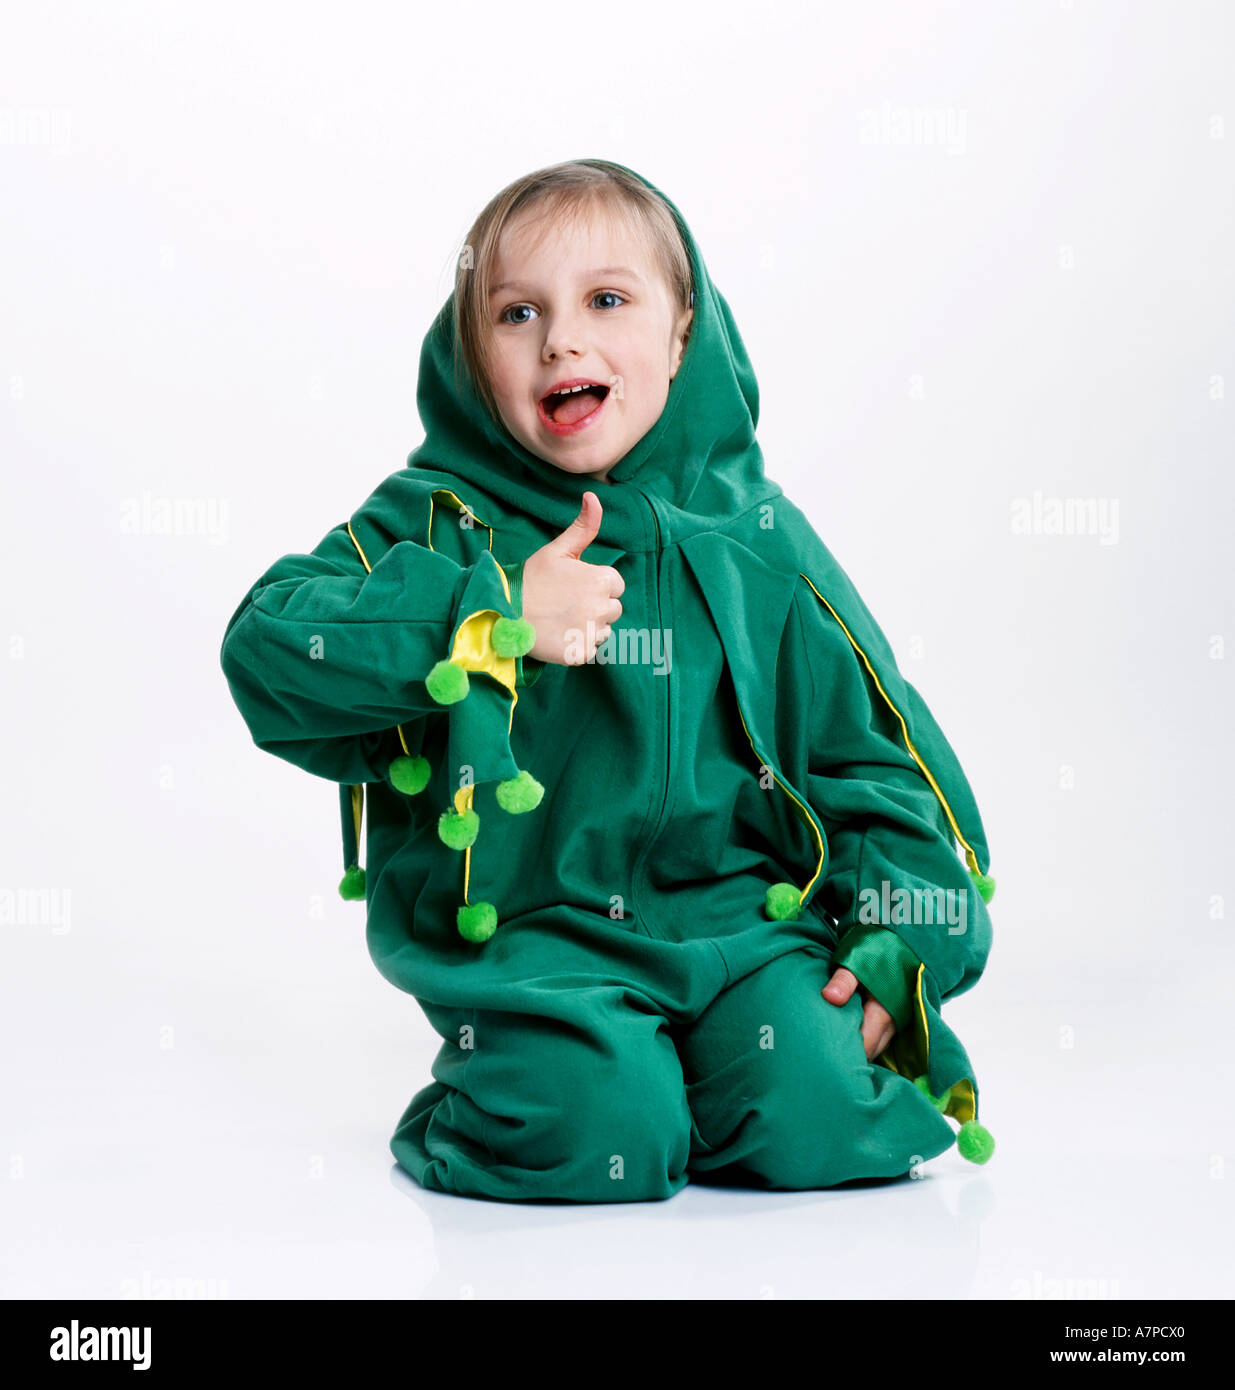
top-left (408, 167), bottom-right (780, 551)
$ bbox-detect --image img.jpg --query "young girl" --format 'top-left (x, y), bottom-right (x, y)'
top-left (220, 158), bottom-right (997, 1203)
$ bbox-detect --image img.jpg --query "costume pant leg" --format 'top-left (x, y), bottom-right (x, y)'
top-left (392, 991), bottom-right (694, 1204)
top-left (676, 943), bottom-right (957, 1189)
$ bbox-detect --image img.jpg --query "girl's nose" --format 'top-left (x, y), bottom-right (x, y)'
top-left (541, 315), bottom-right (586, 361)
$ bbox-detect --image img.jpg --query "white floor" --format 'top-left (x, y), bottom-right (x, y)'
top-left (4, 917), bottom-right (1229, 1300)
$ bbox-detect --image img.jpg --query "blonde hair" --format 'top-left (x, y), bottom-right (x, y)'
top-left (452, 159), bottom-right (694, 427)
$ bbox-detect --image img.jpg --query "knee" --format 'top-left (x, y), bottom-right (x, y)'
top-left (712, 1057), bottom-right (957, 1190)
top-left (477, 1017), bottom-right (692, 1202)
top-left (689, 1001), bottom-right (933, 1190)
top-left (706, 1054), bottom-right (873, 1190)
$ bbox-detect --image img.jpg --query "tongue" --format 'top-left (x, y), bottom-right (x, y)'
top-left (552, 387), bottom-right (605, 425)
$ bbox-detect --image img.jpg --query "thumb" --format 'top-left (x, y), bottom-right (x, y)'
top-left (822, 967), bottom-right (857, 1005)
top-left (546, 491), bottom-right (602, 560)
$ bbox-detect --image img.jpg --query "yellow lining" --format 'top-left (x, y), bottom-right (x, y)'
top-left (733, 698), bottom-right (825, 904)
top-left (450, 610), bottom-right (517, 694)
top-left (800, 574), bottom-right (981, 877)
top-left (878, 963), bottom-right (977, 1122)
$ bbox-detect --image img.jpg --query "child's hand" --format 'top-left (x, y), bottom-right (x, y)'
top-left (822, 967), bottom-right (897, 1061)
top-left (521, 492), bottom-right (625, 667)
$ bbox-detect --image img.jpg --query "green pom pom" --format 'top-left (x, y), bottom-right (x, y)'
top-left (457, 900), bottom-right (498, 943)
top-left (970, 868), bottom-right (996, 904)
top-left (338, 864), bottom-right (366, 900)
top-left (426, 659), bottom-right (469, 704)
top-left (438, 808), bottom-right (480, 849)
top-left (491, 615), bottom-right (536, 658)
top-left (764, 881), bottom-right (801, 921)
top-left (389, 754), bottom-right (431, 795)
top-left (496, 768), bottom-right (544, 813)
top-left (956, 1120), bottom-right (995, 1164)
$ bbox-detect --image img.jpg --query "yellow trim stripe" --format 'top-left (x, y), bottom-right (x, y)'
top-left (346, 520), bottom-right (371, 572)
top-left (733, 698), bottom-right (825, 904)
top-left (350, 782), bottom-right (363, 850)
top-left (345, 527), bottom-right (370, 872)
top-left (919, 938), bottom-right (976, 1119)
top-left (453, 783), bottom-right (475, 902)
top-left (493, 560), bottom-right (512, 605)
top-left (800, 574), bottom-right (980, 877)
top-left (878, 963), bottom-right (976, 1122)
top-left (429, 488), bottom-right (494, 553)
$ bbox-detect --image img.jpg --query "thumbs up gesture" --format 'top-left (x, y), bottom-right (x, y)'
top-left (521, 492), bottom-right (625, 666)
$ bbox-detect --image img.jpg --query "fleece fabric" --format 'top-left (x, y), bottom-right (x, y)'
top-left (220, 160), bottom-right (996, 1201)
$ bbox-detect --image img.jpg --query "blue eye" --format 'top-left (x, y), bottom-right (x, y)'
top-left (499, 292), bottom-right (627, 325)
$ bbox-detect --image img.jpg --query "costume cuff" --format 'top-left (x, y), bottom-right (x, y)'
top-left (499, 560), bottom-right (545, 689)
top-left (831, 922), bottom-right (922, 1032)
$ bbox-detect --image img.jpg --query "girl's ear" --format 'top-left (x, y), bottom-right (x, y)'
top-left (670, 306), bottom-right (694, 379)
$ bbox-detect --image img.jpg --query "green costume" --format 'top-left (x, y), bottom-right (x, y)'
top-left (220, 160), bottom-right (996, 1202)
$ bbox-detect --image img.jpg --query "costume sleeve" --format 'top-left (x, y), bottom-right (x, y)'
top-left (802, 590), bottom-right (993, 1007)
top-left (220, 519), bottom-right (518, 782)
top-left (497, 559), bottom-right (546, 690)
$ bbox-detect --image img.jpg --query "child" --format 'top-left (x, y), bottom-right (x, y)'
top-left (220, 158), bottom-right (996, 1204)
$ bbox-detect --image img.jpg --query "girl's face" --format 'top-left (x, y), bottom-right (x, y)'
top-left (483, 204), bottom-right (693, 482)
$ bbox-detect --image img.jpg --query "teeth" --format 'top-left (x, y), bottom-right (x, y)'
top-left (551, 384), bottom-right (593, 396)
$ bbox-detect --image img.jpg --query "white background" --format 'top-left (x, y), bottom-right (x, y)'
top-left (2, 0), bottom-right (1231, 1300)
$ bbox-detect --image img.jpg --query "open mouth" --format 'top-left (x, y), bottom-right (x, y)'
top-left (538, 379), bottom-right (611, 433)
